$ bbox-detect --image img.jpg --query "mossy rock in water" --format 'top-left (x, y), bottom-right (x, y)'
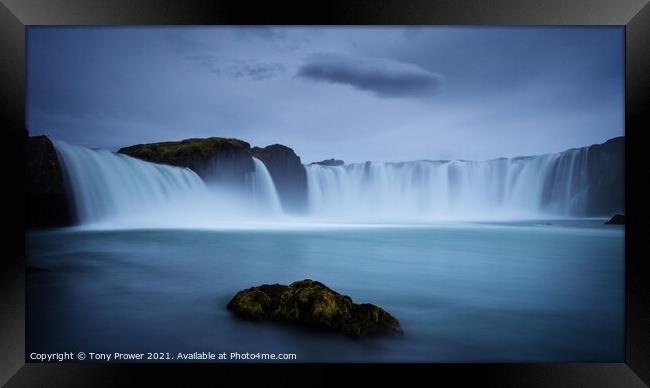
top-left (227, 279), bottom-right (401, 337)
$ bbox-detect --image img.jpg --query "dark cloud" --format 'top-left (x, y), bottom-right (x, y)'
top-left (296, 53), bottom-right (444, 98)
top-left (186, 56), bottom-right (285, 80)
top-left (27, 27), bottom-right (623, 163)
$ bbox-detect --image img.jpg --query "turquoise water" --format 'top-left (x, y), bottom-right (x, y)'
top-left (26, 220), bottom-right (624, 362)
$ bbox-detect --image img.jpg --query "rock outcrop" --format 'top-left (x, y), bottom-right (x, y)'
top-left (25, 135), bottom-right (74, 227)
top-left (540, 136), bottom-right (624, 217)
top-left (580, 136), bottom-right (625, 216)
top-left (311, 158), bottom-right (345, 166)
top-left (118, 137), bottom-right (255, 186)
top-left (605, 214), bottom-right (625, 225)
top-left (227, 279), bottom-right (402, 337)
top-left (251, 144), bottom-right (307, 213)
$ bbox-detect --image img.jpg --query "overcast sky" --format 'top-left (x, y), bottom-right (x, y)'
top-left (27, 26), bottom-right (624, 163)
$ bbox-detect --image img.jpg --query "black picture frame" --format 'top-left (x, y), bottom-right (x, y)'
top-left (1, 0), bottom-right (648, 386)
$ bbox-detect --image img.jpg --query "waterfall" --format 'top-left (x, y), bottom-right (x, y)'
top-left (53, 138), bottom-right (622, 226)
top-left (54, 142), bottom-right (284, 227)
top-left (305, 146), bottom-right (616, 221)
top-left (55, 141), bottom-right (207, 225)
top-left (249, 157), bottom-right (282, 215)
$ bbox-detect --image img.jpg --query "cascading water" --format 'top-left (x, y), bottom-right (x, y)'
top-left (54, 142), bottom-right (285, 227)
top-left (249, 157), bottom-right (282, 215)
top-left (53, 138), bottom-right (622, 227)
top-left (305, 146), bottom-right (617, 221)
top-left (55, 141), bottom-right (208, 225)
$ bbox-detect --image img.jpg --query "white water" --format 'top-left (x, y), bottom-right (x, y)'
top-left (249, 157), bottom-right (283, 215)
top-left (306, 148), bottom-right (592, 221)
top-left (54, 141), bottom-right (601, 227)
top-left (55, 142), bottom-right (284, 228)
top-left (55, 141), bottom-right (207, 225)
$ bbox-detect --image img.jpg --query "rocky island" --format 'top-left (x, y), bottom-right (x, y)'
top-left (227, 279), bottom-right (402, 337)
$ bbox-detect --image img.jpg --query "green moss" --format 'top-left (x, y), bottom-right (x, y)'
top-left (226, 289), bottom-right (271, 320)
top-left (119, 137), bottom-right (247, 161)
top-left (118, 137), bottom-right (255, 177)
top-left (227, 279), bottom-right (401, 337)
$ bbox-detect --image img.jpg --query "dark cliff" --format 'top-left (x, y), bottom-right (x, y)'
top-left (541, 136), bottom-right (624, 217)
top-left (252, 144), bottom-right (307, 213)
top-left (25, 135), bottom-right (74, 227)
top-left (118, 137), bottom-right (255, 186)
top-left (581, 136), bottom-right (625, 216)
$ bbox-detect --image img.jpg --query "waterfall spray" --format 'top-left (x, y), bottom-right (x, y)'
top-left (54, 140), bottom-right (619, 227)
top-left (305, 148), bottom-right (598, 221)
